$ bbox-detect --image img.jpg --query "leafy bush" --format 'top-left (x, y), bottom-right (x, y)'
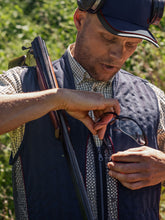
top-left (124, 15), bottom-right (165, 90)
top-left (0, 0), bottom-right (77, 72)
top-left (0, 135), bottom-right (14, 219)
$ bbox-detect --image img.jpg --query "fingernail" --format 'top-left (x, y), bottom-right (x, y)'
top-left (107, 163), bottom-right (111, 169)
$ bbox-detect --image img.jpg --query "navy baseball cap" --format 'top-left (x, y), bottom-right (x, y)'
top-left (97, 0), bottom-right (163, 47)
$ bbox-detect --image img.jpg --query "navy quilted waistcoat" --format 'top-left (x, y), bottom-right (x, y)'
top-left (12, 51), bottom-right (161, 220)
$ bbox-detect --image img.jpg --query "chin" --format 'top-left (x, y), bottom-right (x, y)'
top-left (95, 72), bottom-right (117, 82)
top-left (88, 66), bottom-right (119, 81)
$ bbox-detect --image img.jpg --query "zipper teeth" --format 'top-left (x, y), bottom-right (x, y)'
top-left (98, 147), bottom-right (104, 220)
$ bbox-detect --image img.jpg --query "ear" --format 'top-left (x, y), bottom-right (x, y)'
top-left (74, 8), bottom-right (87, 31)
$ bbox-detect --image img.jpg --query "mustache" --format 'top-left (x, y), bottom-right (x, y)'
top-left (99, 59), bottom-right (122, 67)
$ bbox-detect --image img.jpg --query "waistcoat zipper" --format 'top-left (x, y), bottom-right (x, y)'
top-left (97, 146), bottom-right (104, 220)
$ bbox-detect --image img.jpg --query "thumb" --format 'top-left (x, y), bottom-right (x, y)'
top-left (97, 126), bottom-right (107, 140)
top-left (95, 113), bottom-right (114, 126)
top-left (81, 115), bottom-right (97, 136)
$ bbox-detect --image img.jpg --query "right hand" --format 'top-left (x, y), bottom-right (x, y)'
top-left (59, 89), bottom-right (120, 139)
top-left (0, 87), bottom-right (119, 137)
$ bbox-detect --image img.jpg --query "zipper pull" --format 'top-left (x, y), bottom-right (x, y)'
top-left (98, 147), bottom-right (103, 162)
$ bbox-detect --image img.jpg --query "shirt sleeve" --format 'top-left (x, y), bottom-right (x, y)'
top-left (0, 67), bottom-right (24, 94)
top-left (147, 82), bottom-right (165, 152)
top-left (0, 67), bottom-right (26, 156)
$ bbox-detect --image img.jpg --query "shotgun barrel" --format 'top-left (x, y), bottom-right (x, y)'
top-left (31, 36), bottom-right (94, 220)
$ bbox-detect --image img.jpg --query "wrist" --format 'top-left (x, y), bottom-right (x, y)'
top-left (47, 88), bottom-right (67, 111)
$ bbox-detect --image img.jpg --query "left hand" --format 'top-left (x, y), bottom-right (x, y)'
top-left (107, 146), bottom-right (165, 190)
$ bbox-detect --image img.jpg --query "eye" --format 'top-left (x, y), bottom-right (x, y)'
top-left (104, 37), bottom-right (114, 44)
top-left (126, 42), bottom-right (138, 50)
top-left (101, 34), bottom-right (116, 44)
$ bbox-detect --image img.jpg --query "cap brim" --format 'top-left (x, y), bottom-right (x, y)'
top-left (97, 10), bottom-right (159, 48)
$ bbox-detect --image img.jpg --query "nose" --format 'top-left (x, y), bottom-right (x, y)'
top-left (108, 42), bottom-right (124, 61)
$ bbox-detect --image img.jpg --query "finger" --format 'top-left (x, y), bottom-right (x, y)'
top-left (107, 161), bottom-right (144, 173)
top-left (97, 126), bottom-right (107, 140)
top-left (96, 98), bottom-right (120, 115)
top-left (94, 113), bottom-right (114, 139)
top-left (94, 123), bottom-right (106, 131)
top-left (110, 147), bottom-right (152, 162)
top-left (120, 180), bottom-right (148, 190)
top-left (108, 169), bottom-right (146, 183)
top-left (124, 146), bottom-right (148, 152)
top-left (81, 116), bottom-right (97, 136)
top-left (111, 151), bottom-right (142, 163)
top-left (95, 113), bottom-right (114, 125)
top-left (93, 110), bottom-right (105, 121)
top-left (105, 99), bottom-right (120, 115)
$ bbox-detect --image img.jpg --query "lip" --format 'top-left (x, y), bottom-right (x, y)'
top-left (101, 63), bottom-right (118, 71)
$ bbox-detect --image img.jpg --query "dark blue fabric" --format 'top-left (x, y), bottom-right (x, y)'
top-left (101, 0), bottom-right (152, 28)
top-left (21, 114), bottom-right (84, 219)
top-left (111, 69), bottom-right (160, 220)
top-left (18, 55), bottom-right (88, 219)
top-left (12, 51), bottom-right (160, 219)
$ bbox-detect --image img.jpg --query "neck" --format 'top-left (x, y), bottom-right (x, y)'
top-left (70, 43), bottom-right (76, 58)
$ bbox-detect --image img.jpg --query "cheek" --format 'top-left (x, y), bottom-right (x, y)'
top-left (121, 49), bottom-right (135, 64)
top-left (126, 47), bottom-right (137, 58)
top-left (86, 33), bottom-right (105, 55)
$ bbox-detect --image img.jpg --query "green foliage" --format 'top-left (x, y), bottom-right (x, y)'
top-left (0, 0), bottom-right (77, 72)
top-left (160, 186), bottom-right (165, 220)
top-left (0, 135), bottom-right (14, 219)
top-left (124, 13), bottom-right (165, 91)
top-left (0, 1), bottom-right (165, 219)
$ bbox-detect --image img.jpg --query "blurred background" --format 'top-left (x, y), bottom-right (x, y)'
top-left (0, 0), bottom-right (165, 219)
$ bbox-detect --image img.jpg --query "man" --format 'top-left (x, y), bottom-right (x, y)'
top-left (0, 0), bottom-right (165, 219)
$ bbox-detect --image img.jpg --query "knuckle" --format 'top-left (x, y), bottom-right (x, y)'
top-left (144, 173), bottom-right (153, 183)
top-left (130, 184), bottom-right (140, 190)
top-left (120, 173), bottom-right (128, 181)
top-left (144, 163), bottom-right (152, 172)
top-left (122, 182), bottom-right (135, 190)
top-left (128, 175), bottom-right (137, 182)
top-left (129, 185), bottom-right (136, 190)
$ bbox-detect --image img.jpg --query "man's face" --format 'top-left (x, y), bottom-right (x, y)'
top-left (73, 10), bottom-right (142, 82)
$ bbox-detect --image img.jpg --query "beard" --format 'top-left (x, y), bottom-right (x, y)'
top-left (73, 31), bottom-right (121, 82)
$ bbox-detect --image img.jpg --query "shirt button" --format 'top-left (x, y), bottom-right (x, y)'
top-left (93, 87), bottom-right (97, 92)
